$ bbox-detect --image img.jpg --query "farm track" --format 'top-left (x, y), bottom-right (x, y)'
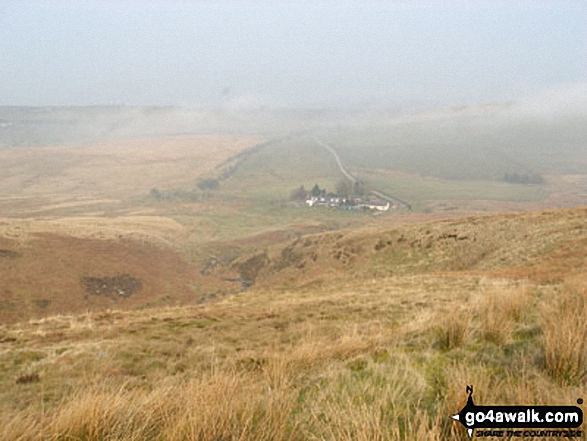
top-left (314, 138), bottom-right (411, 210)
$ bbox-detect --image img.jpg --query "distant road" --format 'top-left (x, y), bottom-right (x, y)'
top-left (371, 190), bottom-right (412, 210)
top-left (314, 138), bottom-right (356, 183)
top-left (314, 137), bottom-right (411, 210)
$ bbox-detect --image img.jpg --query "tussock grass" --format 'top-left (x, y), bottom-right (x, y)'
top-left (1, 208), bottom-right (586, 440)
top-left (301, 355), bottom-right (428, 440)
top-left (541, 277), bottom-right (587, 385)
top-left (5, 374), bottom-right (296, 441)
top-left (433, 308), bottom-right (471, 351)
top-left (476, 282), bottom-right (533, 344)
top-left (0, 308), bottom-right (581, 440)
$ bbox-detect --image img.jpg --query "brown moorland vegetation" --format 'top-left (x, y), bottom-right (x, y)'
top-left (0, 207), bottom-right (585, 440)
top-left (242, 207), bottom-right (587, 287)
top-left (0, 134), bottom-right (265, 324)
top-left (0, 232), bottom-right (240, 324)
top-left (0, 134), bottom-right (260, 216)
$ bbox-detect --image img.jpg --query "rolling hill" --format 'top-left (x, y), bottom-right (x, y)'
top-left (236, 206), bottom-right (587, 288)
top-left (0, 206), bottom-right (585, 440)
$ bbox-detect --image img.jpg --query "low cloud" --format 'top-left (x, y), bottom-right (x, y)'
top-left (512, 82), bottom-right (587, 118)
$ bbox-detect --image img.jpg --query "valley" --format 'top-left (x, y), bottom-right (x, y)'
top-left (0, 106), bottom-right (585, 440)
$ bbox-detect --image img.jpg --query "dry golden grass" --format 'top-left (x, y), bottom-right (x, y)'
top-left (0, 275), bottom-right (582, 440)
top-left (433, 308), bottom-right (471, 351)
top-left (250, 207), bottom-right (587, 289)
top-left (0, 232), bottom-right (239, 323)
top-left (0, 135), bottom-right (259, 205)
top-left (541, 276), bottom-right (587, 385)
top-left (0, 215), bottom-right (187, 247)
top-left (475, 281), bottom-right (534, 344)
top-left (0, 208), bottom-right (586, 439)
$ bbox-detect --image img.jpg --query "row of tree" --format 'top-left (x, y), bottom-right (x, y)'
top-left (504, 172), bottom-right (545, 185)
top-left (290, 179), bottom-right (366, 201)
top-left (150, 177), bottom-right (221, 201)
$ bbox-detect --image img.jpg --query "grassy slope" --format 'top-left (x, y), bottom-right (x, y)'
top-left (0, 133), bottom-right (381, 326)
top-left (0, 134), bottom-right (267, 323)
top-left (245, 207), bottom-right (587, 288)
top-left (0, 135), bottom-right (259, 208)
top-left (217, 137), bottom-right (343, 202)
top-left (1, 207), bottom-right (585, 440)
top-left (356, 169), bottom-right (547, 212)
top-left (1, 109), bottom-right (586, 439)
top-left (312, 112), bottom-right (587, 211)
top-left (163, 137), bottom-right (374, 257)
top-left (322, 113), bottom-right (587, 180)
top-left (0, 232), bottom-right (241, 324)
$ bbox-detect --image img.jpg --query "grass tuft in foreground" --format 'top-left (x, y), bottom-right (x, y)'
top-left (541, 277), bottom-right (587, 385)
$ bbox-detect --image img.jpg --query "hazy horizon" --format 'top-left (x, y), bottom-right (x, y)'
top-left (1, 1), bottom-right (586, 110)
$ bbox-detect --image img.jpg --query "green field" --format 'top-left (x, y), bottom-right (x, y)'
top-left (4, 105), bottom-right (585, 217)
top-left (147, 138), bottom-right (372, 255)
top-left (214, 130), bottom-right (552, 214)
top-left (357, 169), bottom-right (548, 211)
top-left (218, 138), bottom-right (343, 202)
top-left (318, 114), bottom-right (587, 181)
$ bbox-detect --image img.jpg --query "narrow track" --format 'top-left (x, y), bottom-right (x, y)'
top-left (314, 137), bottom-right (411, 210)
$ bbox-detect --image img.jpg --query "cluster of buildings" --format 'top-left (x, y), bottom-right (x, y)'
top-left (305, 196), bottom-right (391, 212)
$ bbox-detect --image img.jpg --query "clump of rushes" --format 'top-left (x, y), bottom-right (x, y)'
top-left (541, 277), bottom-right (587, 385)
top-left (433, 309), bottom-right (470, 351)
top-left (476, 283), bottom-right (532, 344)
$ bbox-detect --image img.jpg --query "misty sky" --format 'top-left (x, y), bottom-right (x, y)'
top-left (1, 1), bottom-right (586, 109)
